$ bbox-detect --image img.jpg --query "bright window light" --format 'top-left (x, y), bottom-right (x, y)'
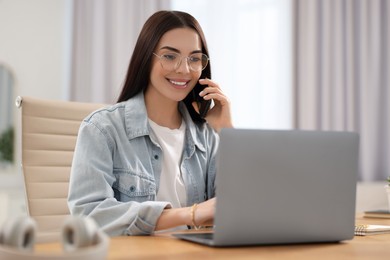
top-left (171, 0), bottom-right (292, 129)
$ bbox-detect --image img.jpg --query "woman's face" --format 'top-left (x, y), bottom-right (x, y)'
top-left (148, 27), bottom-right (203, 103)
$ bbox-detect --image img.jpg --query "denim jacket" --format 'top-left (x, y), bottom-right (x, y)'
top-left (67, 92), bottom-right (219, 236)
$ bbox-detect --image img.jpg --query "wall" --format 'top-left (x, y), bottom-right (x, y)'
top-left (0, 0), bottom-right (69, 185)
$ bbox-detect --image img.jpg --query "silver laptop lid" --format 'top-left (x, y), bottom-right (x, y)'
top-left (213, 129), bottom-right (359, 246)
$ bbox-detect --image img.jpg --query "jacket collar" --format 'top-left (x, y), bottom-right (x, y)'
top-left (124, 92), bottom-right (206, 152)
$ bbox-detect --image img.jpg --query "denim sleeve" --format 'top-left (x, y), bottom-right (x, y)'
top-left (206, 126), bottom-right (220, 199)
top-left (68, 121), bottom-right (171, 236)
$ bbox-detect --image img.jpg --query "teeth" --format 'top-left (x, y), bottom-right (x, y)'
top-left (170, 80), bottom-right (187, 86)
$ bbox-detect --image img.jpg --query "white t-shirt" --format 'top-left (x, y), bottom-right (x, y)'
top-left (148, 119), bottom-right (187, 208)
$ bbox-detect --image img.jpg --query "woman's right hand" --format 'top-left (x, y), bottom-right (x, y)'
top-left (155, 197), bottom-right (216, 231)
top-left (193, 197), bottom-right (216, 227)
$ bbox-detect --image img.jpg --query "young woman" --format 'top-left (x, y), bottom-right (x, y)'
top-left (68, 10), bottom-right (233, 236)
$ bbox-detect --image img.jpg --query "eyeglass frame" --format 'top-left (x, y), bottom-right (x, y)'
top-left (152, 52), bottom-right (209, 72)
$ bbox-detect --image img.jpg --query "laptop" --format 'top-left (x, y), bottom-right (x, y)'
top-left (174, 129), bottom-right (359, 247)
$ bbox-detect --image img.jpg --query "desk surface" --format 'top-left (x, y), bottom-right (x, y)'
top-left (36, 215), bottom-right (390, 259)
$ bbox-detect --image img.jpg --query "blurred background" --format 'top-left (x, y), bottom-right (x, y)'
top-left (0, 0), bottom-right (389, 221)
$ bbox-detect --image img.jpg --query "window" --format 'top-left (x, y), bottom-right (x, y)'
top-left (171, 0), bottom-right (292, 129)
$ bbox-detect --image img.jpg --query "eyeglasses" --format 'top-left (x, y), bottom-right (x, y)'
top-left (153, 52), bottom-right (209, 72)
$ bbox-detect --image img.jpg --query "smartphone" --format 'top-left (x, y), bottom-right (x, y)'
top-left (192, 83), bottom-right (212, 119)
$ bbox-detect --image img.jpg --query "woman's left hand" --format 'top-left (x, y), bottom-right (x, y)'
top-left (194, 78), bottom-right (233, 132)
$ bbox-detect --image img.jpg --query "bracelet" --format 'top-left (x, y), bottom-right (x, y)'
top-left (190, 203), bottom-right (200, 230)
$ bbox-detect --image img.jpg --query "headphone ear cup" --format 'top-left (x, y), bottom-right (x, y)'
top-left (1, 216), bottom-right (36, 251)
top-left (61, 216), bottom-right (99, 252)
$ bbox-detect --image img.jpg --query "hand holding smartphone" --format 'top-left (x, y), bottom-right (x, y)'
top-left (192, 79), bottom-right (212, 118)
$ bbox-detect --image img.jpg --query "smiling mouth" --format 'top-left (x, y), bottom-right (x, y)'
top-left (168, 79), bottom-right (189, 89)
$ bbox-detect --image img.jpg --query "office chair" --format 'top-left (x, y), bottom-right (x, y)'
top-left (16, 96), bottom-right (106, 243)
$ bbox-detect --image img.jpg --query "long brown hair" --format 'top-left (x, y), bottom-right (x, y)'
top-left (117, 10), bottom-right (211, 123)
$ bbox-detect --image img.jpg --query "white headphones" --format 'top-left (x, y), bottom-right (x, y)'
top-left (0, 216), bottom-right (109, 260)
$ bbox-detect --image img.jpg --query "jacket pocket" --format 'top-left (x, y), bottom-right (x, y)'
top-left (113, 171), bottom-right (156, 202)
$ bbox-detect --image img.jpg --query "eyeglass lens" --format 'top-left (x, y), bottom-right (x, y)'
top-left (157, 53), bottom-right (208, 71)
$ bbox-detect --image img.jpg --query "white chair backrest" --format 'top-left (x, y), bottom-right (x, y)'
top-left (16, 96), bottom-right (106, 242)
